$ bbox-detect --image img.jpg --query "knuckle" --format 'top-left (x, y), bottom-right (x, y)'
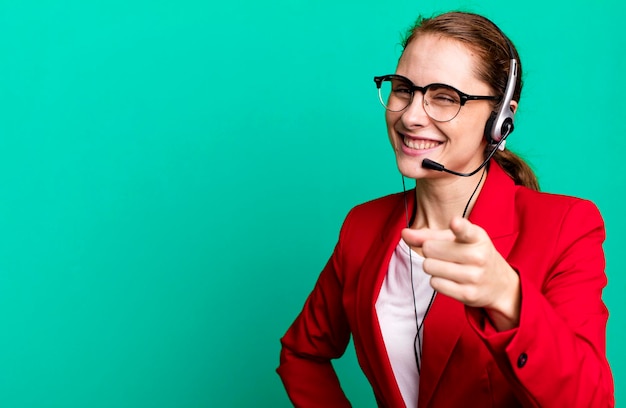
top-left (467, 249), bottom-right (487, 266)
top-left (466, 268), bottom-right (482, 285)
top-left (462, 286), bottom-right (480, 304)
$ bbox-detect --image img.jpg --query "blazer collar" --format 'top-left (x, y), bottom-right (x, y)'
top-left (378, 161), bottom-right (519, 243)
top-left (468, 161), bottom-right (519, 244)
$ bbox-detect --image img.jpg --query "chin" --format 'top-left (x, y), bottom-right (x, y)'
top-left (396, 158), bottom-right (430, 179)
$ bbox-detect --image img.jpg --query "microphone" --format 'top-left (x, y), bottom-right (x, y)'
top-left (421, 131), bottom-right (509, 177)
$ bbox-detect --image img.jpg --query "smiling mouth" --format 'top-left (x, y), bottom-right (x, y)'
top-left (403, 135), bottom-right (442, 150)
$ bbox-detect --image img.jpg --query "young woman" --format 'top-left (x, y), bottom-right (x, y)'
top-left (277, 11), bottom-right (614, 407)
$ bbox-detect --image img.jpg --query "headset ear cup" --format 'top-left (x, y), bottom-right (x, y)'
top-left (501, 117), bottom-right (514, 139)
top-left (484, 111), bottom-right (498, 144)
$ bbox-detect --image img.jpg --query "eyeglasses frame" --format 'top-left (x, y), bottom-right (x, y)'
top-left (373, 74), bottom-right (500, 122)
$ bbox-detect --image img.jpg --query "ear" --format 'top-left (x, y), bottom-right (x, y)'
top-left (510, 100), bottom-right (518, 114)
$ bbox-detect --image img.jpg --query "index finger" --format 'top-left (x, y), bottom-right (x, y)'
top-left (449, 216), bottom-right (483, 244)
top-left (401, 227), bottom-right (455, 247)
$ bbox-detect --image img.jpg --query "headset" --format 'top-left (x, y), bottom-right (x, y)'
top-left (484, 41), bottom-right (518, 145)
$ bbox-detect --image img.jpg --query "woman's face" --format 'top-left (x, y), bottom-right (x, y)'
top-left (387, 34), bottom-right (496, 179)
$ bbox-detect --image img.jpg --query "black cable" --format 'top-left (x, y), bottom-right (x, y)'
top-left (403, 166), bottom-right (487, 373)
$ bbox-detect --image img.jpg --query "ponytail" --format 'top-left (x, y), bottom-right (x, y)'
top-left (493, 149), bottom-right (539, 191)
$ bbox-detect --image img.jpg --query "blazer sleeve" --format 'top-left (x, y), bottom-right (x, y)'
top-left (276, 213), bottom-right (354, 407)
top-left (467, 199), bottom-right (614, 407)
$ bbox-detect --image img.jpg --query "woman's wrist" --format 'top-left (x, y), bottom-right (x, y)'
top-left (485, 269), bottom-right (521, 332)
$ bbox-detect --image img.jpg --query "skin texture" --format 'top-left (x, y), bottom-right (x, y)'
top-left (390, 34), bottom-right (520, 331)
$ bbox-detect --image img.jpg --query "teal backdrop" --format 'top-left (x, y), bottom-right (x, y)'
top-left (0, 1), bottom-right (623, 406)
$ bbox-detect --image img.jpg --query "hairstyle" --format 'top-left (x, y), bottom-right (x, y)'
top-left (402, 11), bottom-right (539, 191)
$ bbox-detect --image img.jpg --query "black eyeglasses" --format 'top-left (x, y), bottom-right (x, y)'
top-left (373, 74), bottom-right (499, 122)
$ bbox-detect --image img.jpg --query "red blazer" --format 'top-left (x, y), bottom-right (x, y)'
top-left (277, 161), bottom-right (614, 407)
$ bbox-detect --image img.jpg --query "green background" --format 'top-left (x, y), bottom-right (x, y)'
top-left (0, 0), bottom-right (623, 406)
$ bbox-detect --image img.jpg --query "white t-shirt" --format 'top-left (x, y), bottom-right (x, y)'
top-left (375, 239), bottom-right (435, 408)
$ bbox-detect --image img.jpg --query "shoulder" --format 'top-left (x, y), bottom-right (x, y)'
top-left (514, 186), bottom-right (604, 236)
top-left (338, 191), bottom-right (407, 244)
top-left (487, 161), bottom-right (600, 218)
top-left (515, 187), bottom-right (602, 218)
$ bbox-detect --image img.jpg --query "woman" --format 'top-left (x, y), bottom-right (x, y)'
top-left (277, 11), bottom-right (614, 407)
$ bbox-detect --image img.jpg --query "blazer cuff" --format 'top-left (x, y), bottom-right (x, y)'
top-left (466, 306), bottom-right (518, 351)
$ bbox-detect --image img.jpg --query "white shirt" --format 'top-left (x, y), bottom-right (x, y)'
top-left (375, 239), bottom-right (435, 408)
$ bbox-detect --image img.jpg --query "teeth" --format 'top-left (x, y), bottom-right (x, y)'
top-left (403, 136), bottom-right (440, 150)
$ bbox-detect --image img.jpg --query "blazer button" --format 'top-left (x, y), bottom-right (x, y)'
top-left (517, 352), bottom-right (528, 368)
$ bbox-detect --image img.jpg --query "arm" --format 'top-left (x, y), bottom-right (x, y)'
top-left (467, 199), bottom-right (614, 407)
top-left (277, 221), bottom-right (352, 407)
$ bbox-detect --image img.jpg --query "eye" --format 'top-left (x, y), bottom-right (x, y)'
top-left (387, 79), bottom-right (412, 99)
top-left (427, 86), bottom-right (460, 105)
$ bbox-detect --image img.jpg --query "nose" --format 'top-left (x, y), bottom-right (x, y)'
top-left (400, 92), bottom-right (431, 128)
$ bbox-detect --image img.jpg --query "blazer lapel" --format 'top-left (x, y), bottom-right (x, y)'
top-left (418, 292), bottom-right (466, 407)
top-left (354, 192), bottom-right (414, 406)
top-left (419, 162), bottom-right (519, 407)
